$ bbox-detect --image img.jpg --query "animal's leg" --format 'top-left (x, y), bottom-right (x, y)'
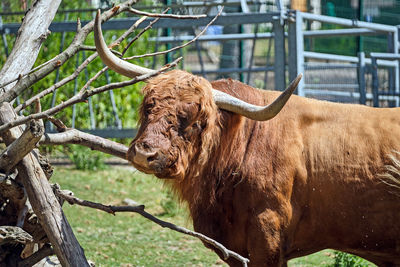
top-left (246, 210), bottom-right (285, 267)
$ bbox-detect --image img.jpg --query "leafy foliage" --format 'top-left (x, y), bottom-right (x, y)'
top-left (1, 1), bottom-right (162, 130)
top-left (160, 189), bottom-right (179, 217)
top-left (66, 145), bottom-right (107, 171)
top-left (333, 251), bottom-right (373, 267)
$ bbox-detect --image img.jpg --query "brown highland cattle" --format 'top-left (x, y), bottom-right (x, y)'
top-left (95, 11), bottom-right (400, 267)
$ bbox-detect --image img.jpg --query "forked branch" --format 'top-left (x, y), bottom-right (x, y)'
top-left (124, 7), bottom-right (223, 60)
top-left (0, 120), bottom-right (44, 173)
top-left (15, 4), bottom-right (149, 113)
top-left (54, 187), bottom-right (250, 267)
top-left (0, 57), bottom-right (181, 134)
top-left (0, 0), bottom-right (139, 104)
top-left (128, 7), bottom-right (206, 19)
top-left (40, 128), bottom-right (128, 160)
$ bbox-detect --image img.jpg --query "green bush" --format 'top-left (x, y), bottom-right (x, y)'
top-left (333, 251), bottom-right (372, 267)
top-left (1, 1), bottom-right (160, 131)
top-left (160, 190), bottom-right (179, 217)
top-left (67, 145), bottom-right (107, 171)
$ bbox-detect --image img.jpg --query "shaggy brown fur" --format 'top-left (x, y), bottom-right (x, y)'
top-left (127, 69), bottom-right (400, 266)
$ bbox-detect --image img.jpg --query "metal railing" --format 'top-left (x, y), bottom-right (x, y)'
top-left (1, 2), bottom-right (282, 138)
top-left (1, 2), bottom-right (400, 138)
top-left (287, 10), bottom-right (400, 106)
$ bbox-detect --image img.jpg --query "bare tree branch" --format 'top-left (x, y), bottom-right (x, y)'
top-left (15, 8), bottom-right (149, 114)
top-left (0, 16), bottom-right (87, 93)
top-left (0, 0), bottom-right (62, 95)
top-left (0, 173), bottom-right (25, 206)
top-left (39, 117), bottom-right (128, 159)
top-left (54, 187), bottom-right (250, 267)
top-left (0, 16), bottom-right (85, 90)
top-left (0, 226), bottom-right (33, 246)
top-left (0, 57), bottom-right (181, 134)
top-left (80, 66), bottom-right (109, 93)
top-left (79, 45), bottom-right (123, 57)
top-left (40, 129), bottom-right (128, 160)
top-left (47, 117), bottom-right (68, 132)
top-left (124, 7), bottom-right (223, 60)
top-left (0, 0), bottom-right (140, 104)
top-left (0, 103), bottom-right (89, 266)
top-left (128, 7), bottom-right (206, 19)
top-left (109, 15), bottom-right (148, 48)
top-left (0, 120), bottom-right (44, 174)
top-left (121, 10), bottom-right (167, 56)
top-left (18, 244), bottom-right (54, 267)
top-left (14, 52), bottom-right (98, 113)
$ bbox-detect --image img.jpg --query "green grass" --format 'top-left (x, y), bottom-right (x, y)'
top-left (53, 167), bottom-right (225, 266)
top-left (51, 166), bottom-right (352, 266)
top-left (289, 250), bottom-right (335, 266)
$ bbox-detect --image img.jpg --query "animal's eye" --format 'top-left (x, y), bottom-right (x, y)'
top-left (143, 102), bottom-right (154, 115)
top-left (192, 121), bottom-right (200, 129)
top-left (145, 103), bottom-right (154, 110)
top-left (178, 114), bottom-right (189, 128)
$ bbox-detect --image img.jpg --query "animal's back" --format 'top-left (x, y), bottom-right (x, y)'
top-left (275, 94), bottom-right (400, 263)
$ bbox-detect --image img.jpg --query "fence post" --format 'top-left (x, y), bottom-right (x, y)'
top-left (273, 17), bottom-right (286, 91)
top-left (371, 56), bottom-right (379, 107)
top-left (358, 52), bottom-right (366, 105)
top-left (395, 26), bottom-right (400, 106)
top-left (295, 11), bottom-right (305, 96)
top-left (288, 11), bottom-right (297, 91)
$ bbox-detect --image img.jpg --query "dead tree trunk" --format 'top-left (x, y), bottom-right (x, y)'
top-left (0, 103), bottom-right (89, 266)
top-left (0, 0), bottom-right (89, 265)
top-left (0, 2), bottom-right (250, 266)
top-left (0, 0), bottom-right (61, 95)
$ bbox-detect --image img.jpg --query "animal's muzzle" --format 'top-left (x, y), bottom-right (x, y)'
top-left (131, 142), bottom-right (159, 170)
top-left (128, 139), bottom-right (177, 179)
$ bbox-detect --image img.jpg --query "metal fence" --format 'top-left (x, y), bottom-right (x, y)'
top-left (1, 1), bottom-right (400, 138)
top-left (287, 10), bottom-right (399, 107)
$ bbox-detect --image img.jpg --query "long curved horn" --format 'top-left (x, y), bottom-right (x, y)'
top-left (94, 10), bottom-right (153, 78)
top-left (212, 74), bottom-right (302, 121)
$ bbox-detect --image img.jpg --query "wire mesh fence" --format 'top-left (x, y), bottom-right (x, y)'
top-left (303, 61), bottom-right (360, 103)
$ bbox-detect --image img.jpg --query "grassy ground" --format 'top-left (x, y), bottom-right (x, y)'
top-left (52, 166), bottom-right (337, 266)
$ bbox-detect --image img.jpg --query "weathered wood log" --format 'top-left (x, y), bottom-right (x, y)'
top-left (22, 210), bottom-right (47, 244)
top-left (0, 120), bottom-right (44, 173)
top-left (0, 0), bottom-right (62, 100)
top-left (0, 173), bottom-right (24, 203)
top-left (0, 171), bottom-right (47, 242)
top-left (0, 226), bottom-right (33, 246)
top-left (0, 103), bottom-right (89, 267)
top-left (18, 243), bottom-right (53, 267)
top-left (0, 172), bottom-right (27, 227)
top-left (37, 152), bottom-right (53, 179)
top-left (0, 226), bottom-right (33, 267)
top-left (0, 116), bottom-right (44, 229)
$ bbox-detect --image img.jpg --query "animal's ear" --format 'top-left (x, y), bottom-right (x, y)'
top-left (212, 74), bottom-right (302, 121)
